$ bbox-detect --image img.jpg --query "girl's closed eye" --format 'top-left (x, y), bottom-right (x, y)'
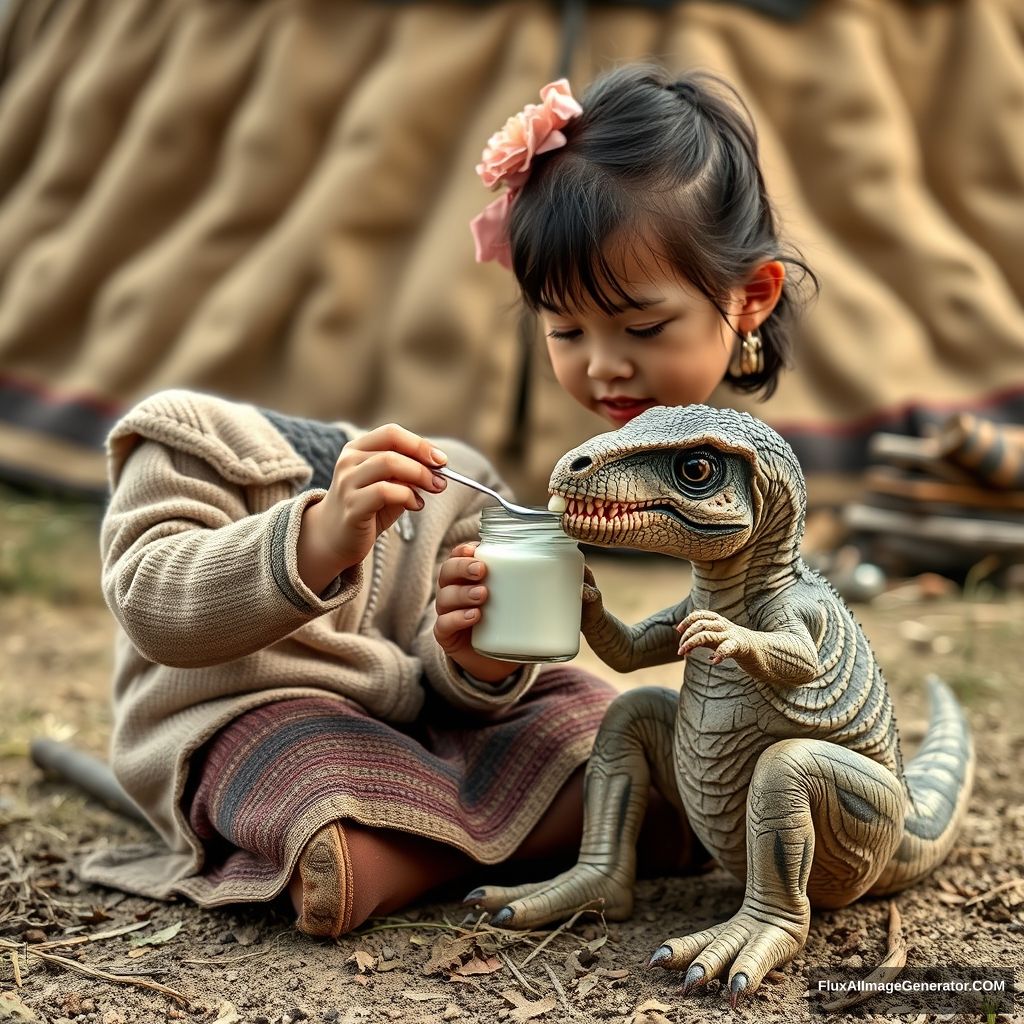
top-left (546, 326), bottom-right (582, 340)
top-left (626, 320), bottom-right (671, 338)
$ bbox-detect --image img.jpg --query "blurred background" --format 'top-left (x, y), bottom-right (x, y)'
top-left (0, 0), bottom-right (1022, 585)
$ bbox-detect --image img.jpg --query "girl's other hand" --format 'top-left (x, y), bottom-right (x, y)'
top-left (434, 541), bottom-right (521, 684)
top-left (298, 424), bottom-right (448, 593)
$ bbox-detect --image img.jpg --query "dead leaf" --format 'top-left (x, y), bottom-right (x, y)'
top-left (76, 906), bottom-right (113, 925)
top-left (424, 934), bottom-right (475, 975)
top-left (211, 1001), bottom-right (240, 1024)
top-left (564, 948), bottom-right (596, 977)
top-left (454, 955), bottom-right (501, 977)
top-left (128, 921), bottom-right (182, 948)
top-left (402, 991), bottom-right (447, 1002)
top-left (634, 1000), bottom-right (674, 1015)
top-left (376, 958), bottom-right (402, 972)
top-left (125, 948), bottom-right (149, 960)
top-left (499, 990), bottom-right (558, 1023)
top-left (596, 967), bottom-right (629, 980)
top-left (0, 991), bottom-right (40, 1022)
top-left (586, 935), bottom-right (607, 953)
top-left (576, 973), bottom-right (599, 998)
top-left (347, 950), bottom-right (376, 974)
top-left (441, 1005), bottom-right (462, 1020)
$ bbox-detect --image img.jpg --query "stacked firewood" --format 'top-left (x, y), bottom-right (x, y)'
top-left (844, 413), bottom-right (1024, 580)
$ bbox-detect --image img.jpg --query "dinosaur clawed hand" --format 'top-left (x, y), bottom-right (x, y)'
top-left (675, 609), bottom-right (753, 666)
top-left (462, 863), bottom-right (634, 930)
top-left (646, 909), bottom-right (808, 1007)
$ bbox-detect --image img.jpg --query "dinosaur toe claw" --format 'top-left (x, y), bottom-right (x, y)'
top-left (682, 963), bottom-right (705, 995)
top-left (728, 972), bottom-right (748, 1009)
top-left (646, 944), bottom-right (673, 969)
top-left (490, 906), bottom-right (514, 927)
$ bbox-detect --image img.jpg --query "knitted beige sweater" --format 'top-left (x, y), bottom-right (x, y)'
top-left (81, 390), bottom-right (538, 899)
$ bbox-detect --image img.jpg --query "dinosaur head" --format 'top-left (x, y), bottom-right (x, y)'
top-left (548, 405), bottom-right (806, 563)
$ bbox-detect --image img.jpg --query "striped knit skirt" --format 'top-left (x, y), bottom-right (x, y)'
top-left (179, 666), bottom-right (617, 905)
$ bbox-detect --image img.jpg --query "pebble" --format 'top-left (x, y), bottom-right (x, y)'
top-left (846, 954), bottom-right (864, 969)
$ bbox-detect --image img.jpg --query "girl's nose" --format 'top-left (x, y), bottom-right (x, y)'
top-left (586, 345), bottom-right (632, 381)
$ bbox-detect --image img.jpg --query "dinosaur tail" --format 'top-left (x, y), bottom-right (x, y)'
top-left (871, 675), bottom-right (974, 895)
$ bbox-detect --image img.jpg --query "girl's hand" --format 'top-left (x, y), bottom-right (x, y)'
top-left (434, 541), bottom-right (522, 683)
top-left (297, 424), bottom-right (447, 594)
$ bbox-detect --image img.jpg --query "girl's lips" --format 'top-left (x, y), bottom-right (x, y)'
top-left (598, 398), bottom-right (656, 423)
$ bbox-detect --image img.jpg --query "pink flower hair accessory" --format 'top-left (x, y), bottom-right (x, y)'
top-left (470, 79), bottom-right (582, 268)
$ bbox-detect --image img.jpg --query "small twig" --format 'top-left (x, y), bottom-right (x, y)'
top-left (820, 900), bottom-right (908, 1013)
top-left (542, 961), bottom-right (573, 1017)
top-left (498, 950), bottom-right (542, 996)
top-left (356, 920), bottom-right (461, 936)
top-left (10, 949), bottom-right (21, 987)
top-left (33, 920), bottom-right (151, 950)
top-left (963, 878), bottom-right (1024, 908)
top-left (520, 903), bottom-right (604, 966)
top-left (25, 947), bottom-right (190, 1006)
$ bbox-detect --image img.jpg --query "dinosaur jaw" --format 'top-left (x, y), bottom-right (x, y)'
top-left (559, 495), bottom-right (748, 552)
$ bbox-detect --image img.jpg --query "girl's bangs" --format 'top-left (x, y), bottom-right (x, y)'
top-left (513, 176), bottom-right (652, 317)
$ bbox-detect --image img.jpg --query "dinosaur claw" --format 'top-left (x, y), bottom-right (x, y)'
top-left (682, 963), bottom-right (705, 994)
top-left (462, 888), bottom-right (485, 904)
top-left (490, 906), bottom-right (514, 927)
top-left (728, 973), bottom-right (748, 1009)
top-left (646, 945), bottom-right (673, 969)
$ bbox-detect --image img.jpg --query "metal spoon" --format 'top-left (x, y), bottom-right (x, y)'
top-left (434, 465), bottom-right (554, 519)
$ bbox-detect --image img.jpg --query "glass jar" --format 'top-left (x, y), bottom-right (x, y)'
top-left (471, 506), bottom-right (584, 663)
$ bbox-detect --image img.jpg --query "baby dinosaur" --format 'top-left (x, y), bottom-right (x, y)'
top-left (466, 405), bottom-right (973, 1005)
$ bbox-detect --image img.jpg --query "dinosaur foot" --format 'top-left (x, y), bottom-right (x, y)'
top-left (462, 863), bottom-right (633, 929)
top-left (647, 908), bottom-right (808, 1006)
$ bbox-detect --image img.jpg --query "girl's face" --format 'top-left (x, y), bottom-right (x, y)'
top-left (540, 243), bottom-right (739, 427)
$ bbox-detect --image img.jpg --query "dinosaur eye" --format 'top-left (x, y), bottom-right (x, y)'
top-left (672, 450), bottom-right (722, 491)
top-left (680, 457), bottom-right (712, 483)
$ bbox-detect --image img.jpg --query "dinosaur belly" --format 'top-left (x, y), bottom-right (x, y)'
top-left (673, 668), bottom-right (782, 879)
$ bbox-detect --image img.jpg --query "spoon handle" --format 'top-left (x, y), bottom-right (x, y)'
top-left (433, 466), bottom-right (550, 518)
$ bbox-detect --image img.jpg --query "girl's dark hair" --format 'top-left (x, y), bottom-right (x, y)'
top-left (508, 64), bottom-right (818, 398)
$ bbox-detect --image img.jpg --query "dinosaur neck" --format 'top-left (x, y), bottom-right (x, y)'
top-left (689, 484), bottom-right (803, 619)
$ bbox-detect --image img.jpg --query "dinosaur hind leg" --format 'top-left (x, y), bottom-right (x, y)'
top-left (464, 686), bottom-right (689, 929)
top-left (651, 738), bottom-right (905, 1005)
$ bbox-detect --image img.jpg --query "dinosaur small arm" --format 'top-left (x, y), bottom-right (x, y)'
top-left (465, 404), bottom-right (974, 1006)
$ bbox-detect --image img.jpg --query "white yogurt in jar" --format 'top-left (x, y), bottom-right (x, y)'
top-left (471, 505), bottom-right (584, 663)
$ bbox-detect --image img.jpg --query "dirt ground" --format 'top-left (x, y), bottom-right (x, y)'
top-left (1, 489), bottom-right (1022, 1024)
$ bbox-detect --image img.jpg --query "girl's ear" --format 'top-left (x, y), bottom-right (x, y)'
top-left (735, 260), bottom-right (785, 333)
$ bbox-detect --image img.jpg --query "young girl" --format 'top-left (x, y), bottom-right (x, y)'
top-left (470, 64), bottom-right (814, 428)
top-left (80, 392), bottom-right (636, 936)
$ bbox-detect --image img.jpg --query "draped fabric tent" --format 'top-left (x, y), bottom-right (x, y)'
top-left (0, 0), bottom-right (1021, 505)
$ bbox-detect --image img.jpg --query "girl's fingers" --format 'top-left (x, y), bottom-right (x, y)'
top-left (345, 481), bottom-right (425, 518)
top-left (435, 583), bottom-right (488, 616)
top-left (346, 450), bottom-right (447, 495)
top-left (346, 423), bottom-right (448, 469)
top-left (434, 608), bottom-right (480, 649)
top-left (437, 556), bottom-right (486, 588)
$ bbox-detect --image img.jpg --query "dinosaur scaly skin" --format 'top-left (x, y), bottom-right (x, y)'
top-left (467, 405), bottom-right (974, 1005)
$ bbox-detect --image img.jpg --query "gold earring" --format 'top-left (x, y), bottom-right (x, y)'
top-left (730, 330), bottom-right (764, 378)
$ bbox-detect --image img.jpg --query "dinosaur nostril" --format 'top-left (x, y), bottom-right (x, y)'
top-left (569, 456), bottom-right (592, 473)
